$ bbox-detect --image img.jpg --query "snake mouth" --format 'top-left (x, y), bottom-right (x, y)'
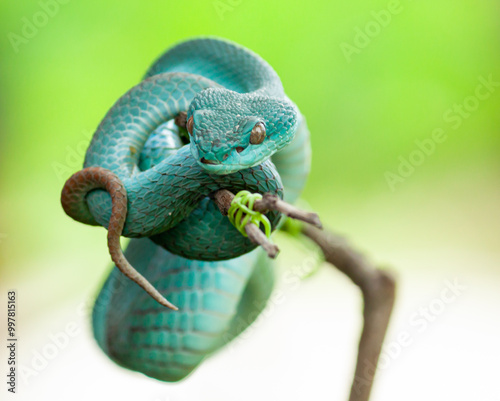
top-left (200, 157), bottom-right (220, 165)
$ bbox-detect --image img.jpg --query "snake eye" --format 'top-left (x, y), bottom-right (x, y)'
top-left (187, 116), bottom-right (194, 135)
top-left (249, 122), bottom-right (266, 145)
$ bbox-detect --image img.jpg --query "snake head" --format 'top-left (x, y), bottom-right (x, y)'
top-left (187, 88), bottom-right (299, 175)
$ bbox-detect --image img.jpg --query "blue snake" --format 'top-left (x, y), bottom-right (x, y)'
top-left (61, 38), bottom-right (311, 381)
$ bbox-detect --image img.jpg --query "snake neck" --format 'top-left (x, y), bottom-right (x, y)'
top-left (271, 111), bottom-right (311, 204)
top-left (84, 73), bottom-right (217, 178)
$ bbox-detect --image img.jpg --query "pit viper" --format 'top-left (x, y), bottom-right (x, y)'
top-left (61, 37), bottom-right (311, 381)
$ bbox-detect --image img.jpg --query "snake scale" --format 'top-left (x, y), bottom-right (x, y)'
top-left (61, 38), bottom-right (311, 381)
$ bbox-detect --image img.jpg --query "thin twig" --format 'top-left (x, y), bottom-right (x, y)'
top-left (301, 225), bottom-right (396, 401)
top-left (212, 189), bottom-right (322, 228)
top-left (254, 193), bottom-right (322, 228)
top-left (212, 189), bottom-right (234, 216)
top-left (245, 223), bottom-right (279, 258)
top-left (212, 189), bottom-right (279, 258)
top-left (214, 188), bottom-right (395, 400)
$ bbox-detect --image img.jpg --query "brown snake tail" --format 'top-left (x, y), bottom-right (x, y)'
top-left (61, 167), bottom-right (178, 310)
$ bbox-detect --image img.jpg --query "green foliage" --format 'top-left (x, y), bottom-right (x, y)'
top-left (1, 0), bottom-right (499, 279)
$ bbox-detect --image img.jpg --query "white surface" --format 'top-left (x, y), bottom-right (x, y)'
top-left (4, 247), bottom-right (499, 401)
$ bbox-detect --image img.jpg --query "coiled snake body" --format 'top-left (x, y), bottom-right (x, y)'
top-left (61, 38), bottom-right (311, 381)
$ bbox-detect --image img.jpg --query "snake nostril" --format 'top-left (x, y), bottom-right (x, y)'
top-left (223, 154), bottom-right (228, 161)
top-left (236, 146), bottom-right (244, 153)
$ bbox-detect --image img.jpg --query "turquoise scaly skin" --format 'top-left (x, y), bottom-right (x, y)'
top-left (86, 38), bottom-right (311, 381)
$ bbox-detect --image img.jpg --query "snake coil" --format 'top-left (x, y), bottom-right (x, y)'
top-left (61, 37), bottom-right (311, 381)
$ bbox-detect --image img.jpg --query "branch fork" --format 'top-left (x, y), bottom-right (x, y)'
top-left (213, 188), bottom-right (396, 401)
top-left (212, 189), bottom-right (322, 259)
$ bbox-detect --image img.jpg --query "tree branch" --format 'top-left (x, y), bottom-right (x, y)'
top-left (212, 189), bottom-right (280, 258)
top-left (254, 193), bottom-right (322, 228)
top-left (213, 188), bottom-right (396, 401)
top-left (213, 189), bottom-right (322, 228)
top-left (301, 225), bottom-right (396, 401)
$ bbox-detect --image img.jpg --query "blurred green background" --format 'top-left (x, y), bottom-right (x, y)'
top-left (0, 0), bottom-right (499, 399)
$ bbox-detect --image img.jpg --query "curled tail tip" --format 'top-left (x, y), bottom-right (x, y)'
top-left (149, 288), bottom-right (179, 310)
top-left (110, 246), bottom-right (179, 311)
top-left (163, 300), bottom-right (179, 311)
top-left (137, 281), bottom-right (178, 310)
